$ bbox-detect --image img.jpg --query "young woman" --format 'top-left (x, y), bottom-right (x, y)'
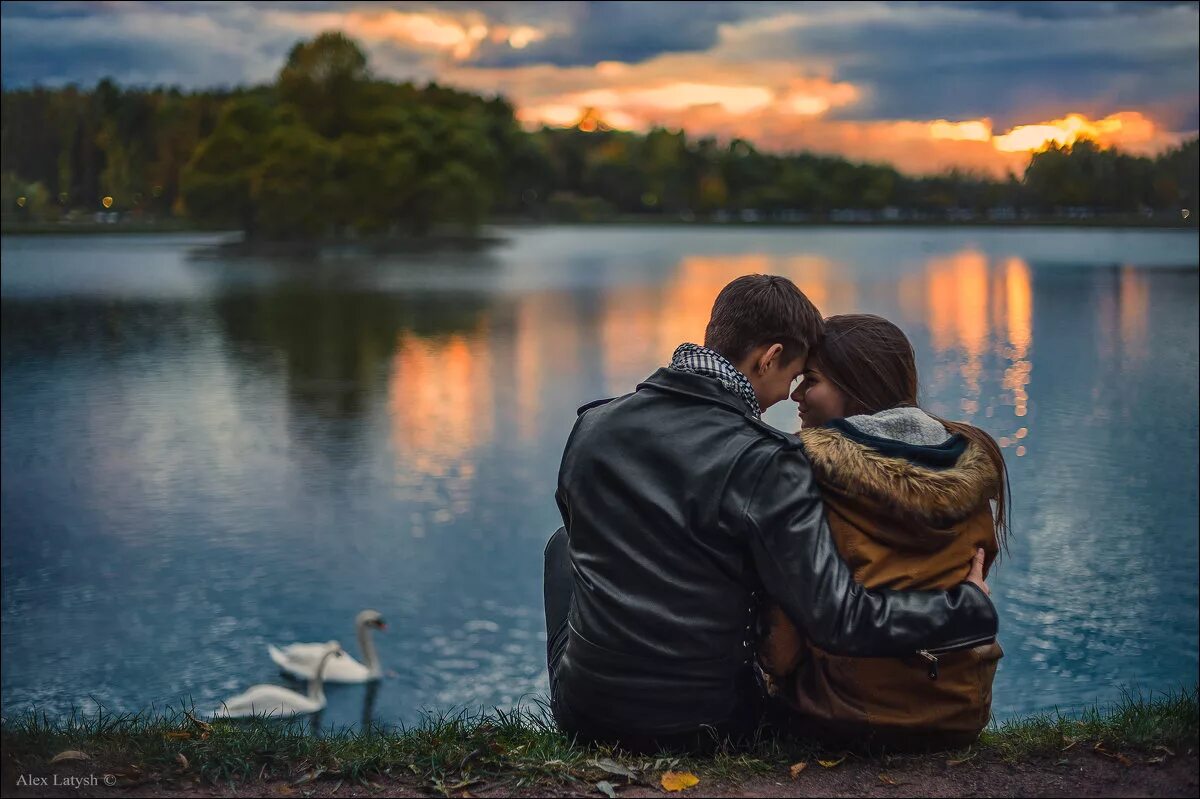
top-left (758, 314), bottom-right (1009, 750)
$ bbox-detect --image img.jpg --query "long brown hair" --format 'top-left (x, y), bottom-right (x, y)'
top-left (811, 314), bottom-right (1011, 552)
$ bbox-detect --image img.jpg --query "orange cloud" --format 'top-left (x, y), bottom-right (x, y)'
top-left (929, 119), bottom-right (993, 142)
top-left (263, 8), bottom-right (548, 60)
top-left (446, 47), bottom-right (1186, 175)
top-left (991, 112), bottom-right (1172, 154)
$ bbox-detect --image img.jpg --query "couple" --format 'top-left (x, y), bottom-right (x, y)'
top-left (543, 274), bottom-right (1007, 754)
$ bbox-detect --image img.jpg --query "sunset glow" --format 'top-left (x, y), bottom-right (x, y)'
top-left (3, 1), bottom-right (1195, 176)
top-left (993, 113), bottom-right (1127, 153)
top-left (265, 9), bottom-right (548, 60)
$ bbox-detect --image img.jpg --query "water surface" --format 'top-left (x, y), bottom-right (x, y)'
top-left (2, 226), bottom-right (1197, 729)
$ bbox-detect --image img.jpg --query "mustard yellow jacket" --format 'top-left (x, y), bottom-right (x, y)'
top-left (759, 419), bottom-right (1003, 740)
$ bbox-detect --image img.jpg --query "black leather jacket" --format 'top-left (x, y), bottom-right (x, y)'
top-left (554, 368), bottom-right (998, 736)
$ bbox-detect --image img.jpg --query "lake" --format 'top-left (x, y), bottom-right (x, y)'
top-left (2, 226), bottom-right (1197, 731)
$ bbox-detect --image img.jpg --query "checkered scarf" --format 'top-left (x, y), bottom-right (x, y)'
top-left (669, 343), bottom-right (761, 418)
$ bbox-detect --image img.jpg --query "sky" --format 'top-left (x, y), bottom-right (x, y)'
top-left (2, 0), bottom-right (1198, 175)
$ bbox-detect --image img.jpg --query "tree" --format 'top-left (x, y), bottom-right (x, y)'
top-left (277, 32), bottom-right (369, 139)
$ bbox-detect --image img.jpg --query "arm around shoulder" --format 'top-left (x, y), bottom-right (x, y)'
top-left (735, 445), bottom-right (998, 658)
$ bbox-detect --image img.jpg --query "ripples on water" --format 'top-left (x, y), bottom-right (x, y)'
top-left (1, 227), bottom-right (1197, 728)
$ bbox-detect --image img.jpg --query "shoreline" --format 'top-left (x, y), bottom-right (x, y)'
top-left (2, 688), bottom-right (1195, 798)
top-left (2, 216), bottom-right (1196, 239)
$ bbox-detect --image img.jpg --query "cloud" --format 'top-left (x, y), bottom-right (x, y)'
top-left (710, 1), bottom-right (1199, 128)
top-left (1, 1), bottom-right (1195, 174)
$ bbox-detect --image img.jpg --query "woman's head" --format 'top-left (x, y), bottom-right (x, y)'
top-left (792, 314), bottom-right (917, 428)
top-left (793, 313), bottom-right (1011, 553)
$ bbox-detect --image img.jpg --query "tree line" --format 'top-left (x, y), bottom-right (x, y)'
top-left (2, 32), bottom-right (1196, 239)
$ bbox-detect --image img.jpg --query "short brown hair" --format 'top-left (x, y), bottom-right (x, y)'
top-left (704, 274), bottom-right (824, 363)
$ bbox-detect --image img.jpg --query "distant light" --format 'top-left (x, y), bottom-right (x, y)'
top-left (101, 196), bottom-right (114, 209)
top-left (16, 196), bottom-right (26, 208)
top-left (1015, 445), bottom-right (1027, 457)
top-left (1184, 209), bottom-right (1192, 219)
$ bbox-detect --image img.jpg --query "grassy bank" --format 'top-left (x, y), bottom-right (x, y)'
top-left (2, 688), bottom-right (1195, 792)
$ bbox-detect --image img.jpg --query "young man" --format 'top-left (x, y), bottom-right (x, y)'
top-left (544, 274), bottom-right (996, 752)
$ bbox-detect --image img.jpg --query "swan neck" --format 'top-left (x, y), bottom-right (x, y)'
top-left (357, 621), bottom-right (381, 677)
top-left (311, 652), bottom-right (333, 702)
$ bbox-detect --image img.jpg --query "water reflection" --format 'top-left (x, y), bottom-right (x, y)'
top-left (1, 229), bottom-right (1194, 727)
top-left (1119, 266), bottom-right (1150, 366)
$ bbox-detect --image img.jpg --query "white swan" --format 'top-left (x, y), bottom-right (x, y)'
top-left (268, 609), bottom-right (386, 683)
top-left (214, 644), bottom-right (342, 718)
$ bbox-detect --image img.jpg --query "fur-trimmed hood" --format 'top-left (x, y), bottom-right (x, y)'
top-left (800, 413), bottom-right (999, 534)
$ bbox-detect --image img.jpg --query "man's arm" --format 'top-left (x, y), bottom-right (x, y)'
top-left (738, 446), bottom-right (997, 658)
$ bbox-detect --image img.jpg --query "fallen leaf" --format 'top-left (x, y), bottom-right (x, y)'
top-left (660, 771), bottom-right (700, 792)
top-left (596, 780), bottom-right (618, 798)
top-left (789, 762), bottom-right (808, 779)
top-left (1155, 745), bottom-right (1175, 756)
top-left (50, 750), bottom-right (90, 764)
top-left (292, 768), bottom-right (326, 786)
top-left (878, 773), bottom-right (907, 786)
top-left (946, 753), bottom-right (976, 767)
top-left (275, 787), bottom-right (294, 796)
top-left (1147, 755), bottom-right (1167, 765)
top-left (1061, 737), bottom-right (1079, 751)
top-left (590, 758), bottom-right (640, 782)
top-left (1092, 743), bottom-right (1132, 767)
top-left (184, 711), bottom-right (213, 733)
top-left (817, 755), bottom-right (847, 768)
top-left (165, 731), bottom-right (192, 741)
top-left (175, 753), bottom-right (189, 770)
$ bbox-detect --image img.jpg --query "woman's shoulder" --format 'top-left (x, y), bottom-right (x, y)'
top-left (799, 418), bottom-right (1000, 526)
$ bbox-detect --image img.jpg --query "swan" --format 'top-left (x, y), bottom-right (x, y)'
top-left (214, 644), bottom-right (342, 718)
top-left (268, 609), bottom-right (387, 683)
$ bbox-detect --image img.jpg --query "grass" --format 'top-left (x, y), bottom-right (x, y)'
top-left (2, 687), bottom-right (1195, 791)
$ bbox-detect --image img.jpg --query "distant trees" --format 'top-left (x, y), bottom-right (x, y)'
top-left (177, 33), bottom-right (510, 239)
top-left (1024, 137), bottom-right (1198, 213)
top-left (2, 31), bottom-right (1197, 237)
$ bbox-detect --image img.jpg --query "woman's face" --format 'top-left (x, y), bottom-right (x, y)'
top-left (792, 367), bottom-right (848, 428)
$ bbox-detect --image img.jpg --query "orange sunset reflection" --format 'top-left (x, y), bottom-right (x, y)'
top-left (388, 327), bottom-right (494, 527)
top-left (598, 253), bottom-right (855, 395)
top-left (898, 250), bottom-right (1035, 454)
top-left (511, 290), bottom-right (586, 442)
top-left (1118, 266), bottom-right (1150, 365)
top-left (925, 251), bottom-right (990, 413)
top-left (1000, 258), bottom-right (1033, 431)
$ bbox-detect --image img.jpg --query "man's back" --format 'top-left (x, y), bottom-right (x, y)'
top-left (554, 367), bottom-right (790, 736)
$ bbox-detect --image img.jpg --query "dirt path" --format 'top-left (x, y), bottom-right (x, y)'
top-left (4, 748), bottom-right (1196, 798)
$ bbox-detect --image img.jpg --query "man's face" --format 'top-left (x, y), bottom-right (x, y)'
top-left (755, 351), bottom-right (808, 410)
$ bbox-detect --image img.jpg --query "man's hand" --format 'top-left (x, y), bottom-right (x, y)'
top-left (966, 548), bottom-right (989, 596)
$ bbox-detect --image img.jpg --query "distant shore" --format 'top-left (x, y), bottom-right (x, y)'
top-left (2, 214), bottom-right (1196, 240)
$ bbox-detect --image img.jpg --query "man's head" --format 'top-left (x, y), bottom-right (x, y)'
top-left (704, 274), bottom-right (824, 410)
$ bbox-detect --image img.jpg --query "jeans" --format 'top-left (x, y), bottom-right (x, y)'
top-left (543, 526), bottom-right (573, 705)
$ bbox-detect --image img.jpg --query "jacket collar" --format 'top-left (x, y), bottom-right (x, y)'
top-left (828, 418), bottom-right (967, 469)
top-left (637, 367), bottom-right (756, 416)
top-left (800, 425), bottom-right (998, 525)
